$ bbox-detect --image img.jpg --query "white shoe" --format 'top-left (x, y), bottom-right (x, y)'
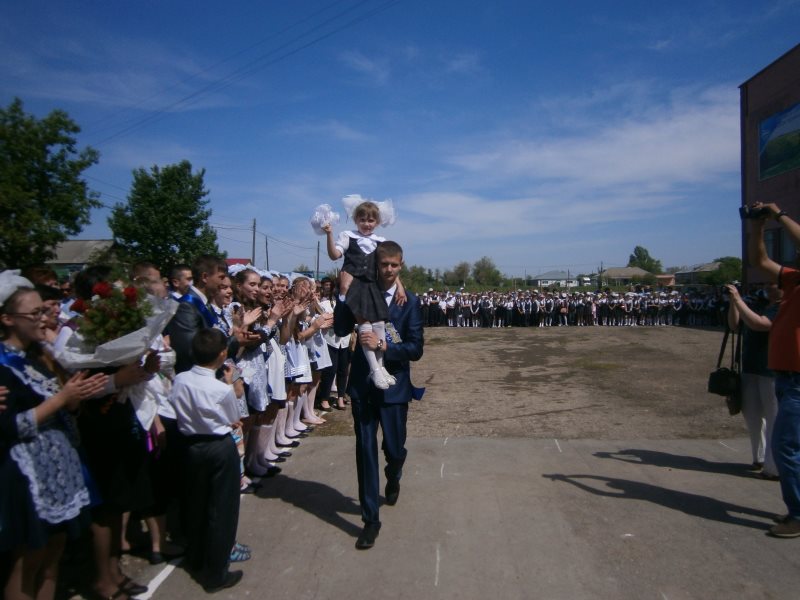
top-left (381, 367), bottom-right (396, 386)
top-left (370, 369), bottom-right (390, 390)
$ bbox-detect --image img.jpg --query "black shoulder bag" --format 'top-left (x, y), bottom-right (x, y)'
top-left (707, 326), bottom-right (742, 415)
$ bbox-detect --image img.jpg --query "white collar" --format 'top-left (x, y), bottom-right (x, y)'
top-left (189, 285), bottom-right (208, 305)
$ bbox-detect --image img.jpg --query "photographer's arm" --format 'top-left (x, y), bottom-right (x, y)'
top-left (748, 217), bottom-right (780, 281)
top-left (725, 284), bottom-right (772, 332)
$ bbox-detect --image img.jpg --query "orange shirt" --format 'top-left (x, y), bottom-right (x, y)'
top-left (769, 267), bottom-right (800, 372)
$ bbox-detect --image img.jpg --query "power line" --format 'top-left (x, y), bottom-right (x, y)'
top-left (90, 0), bottom-right (402, 147)
top-left (84, 0), bottom-right (353, 136)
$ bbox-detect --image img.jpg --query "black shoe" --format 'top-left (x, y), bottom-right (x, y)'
top-left (385, 479), bottom-right (400, 506)
top-left (278, 451), bottom-right (292, 458)
top-left (276, 440), bottom-right (300, 448)
top-left (240, 482), bottom-right (260, 494)
top-left (265, 466), bottom-right (282, 477)
top-left (120, 576), bottom-right (148, 595)
top-left (149, 551), bottom-right (165, 565)
top-left (203, 570), bottom-right (243, 593)
top-left (355, 523), bottom-right (380, 550)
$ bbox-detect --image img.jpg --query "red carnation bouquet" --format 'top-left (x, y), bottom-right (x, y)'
top-left (71, 282), bottom-right (153, 346)
top-left (54, 281), bottom-right (178, 370)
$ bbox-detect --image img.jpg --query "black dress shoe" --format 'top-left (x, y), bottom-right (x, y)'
top-left (385, 479), bottom-right (400, 506)
top-left (276, 440), bottom-right (300, 448)
top-left (203, 570), bottom-right (243, 593)
top-left (355, 523), bottom-right (380, 550)
top-left (265, 466), bottom-right (282, 477)
top-left (120, 576), bottom-right (148, 595)
top-left (278, 451), bottom-right (292, 458)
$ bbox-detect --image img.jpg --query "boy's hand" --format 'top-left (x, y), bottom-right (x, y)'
top-left (222, 362), bottom-right (235, 384)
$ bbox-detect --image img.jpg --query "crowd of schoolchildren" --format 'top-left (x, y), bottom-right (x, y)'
top-left (0, 259), bottom-right (353, 599)
top-left (420, 288), bottom-right (731, 328)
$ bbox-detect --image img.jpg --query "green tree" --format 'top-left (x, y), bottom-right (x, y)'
top-left (701, 256), bottom-right (742, 286)
top-left (627, 246), bottom-right (663, 274)
top-left (443, 261), bottom-right (472, 288)
top-left (108, 160), bottom-right (221, 270)
top-left (472, 256), bottom-right (503, 287)
top-left (403, 265), bottom-right (431, 292)
top-left (0, 98), bottom-right (100, 267)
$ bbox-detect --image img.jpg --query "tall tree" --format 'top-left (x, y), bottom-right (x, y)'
top-left (0, 98), bottom-right (100, 267)
top-left (627, 246), bottom-right (663, 274)
top-left (443, 261), bottom-right (472, 287)
top-left (109, 160), bottom-right (221, 270)
top-left (472, 256), bottom-right (503, 287)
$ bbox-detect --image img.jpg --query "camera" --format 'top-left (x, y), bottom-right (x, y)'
top-left (739, 205), bottom-right (771, 219)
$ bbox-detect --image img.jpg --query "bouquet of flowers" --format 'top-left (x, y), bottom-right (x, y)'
top-left (54, 282), bottom-right (178, 370)
top-left (71, 282), bottom-right (153, 346)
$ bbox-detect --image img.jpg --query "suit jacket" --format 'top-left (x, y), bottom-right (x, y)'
top-left (334, 290), bottom-right (424, 405)
top-left (165, 289), bottom-right (239, 374)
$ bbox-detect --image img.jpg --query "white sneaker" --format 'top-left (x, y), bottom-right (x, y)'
top-left (381, 367), bottom-right (396, 386)
top-left (370, 369), bottom-right (390, 390)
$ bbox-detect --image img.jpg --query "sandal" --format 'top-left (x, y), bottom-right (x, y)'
top-left (230, 544), bottom-right (251, 562)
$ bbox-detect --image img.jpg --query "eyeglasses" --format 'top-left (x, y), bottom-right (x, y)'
top-left (7, 308), bottom-right (48, 320)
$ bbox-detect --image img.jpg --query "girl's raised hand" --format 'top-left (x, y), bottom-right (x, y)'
top-left (243, 307), bottom-right (262, 327)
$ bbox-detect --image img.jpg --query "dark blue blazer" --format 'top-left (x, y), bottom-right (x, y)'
top-left (335, 291), bottom-right (424, 405)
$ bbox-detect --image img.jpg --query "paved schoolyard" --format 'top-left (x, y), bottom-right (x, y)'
top-left (125, 434), bottom-right (797, 600)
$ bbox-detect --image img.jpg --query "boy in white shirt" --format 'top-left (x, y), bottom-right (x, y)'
top-left (170, 328), bottom-right (244, 593)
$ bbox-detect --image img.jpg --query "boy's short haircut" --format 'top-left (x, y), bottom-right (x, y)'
top-left (170, 264), bottom-right (192, 281)
top-left (376, 240), bottom-right (403, 260)
top-left (354, 201), bottom-right (381, 223)
top-left (192, 328), bottom-right (228, 366)
top-left (131, 261), bottom-right (159, 280)
top-left (191, 256), bottom-right (227, 282)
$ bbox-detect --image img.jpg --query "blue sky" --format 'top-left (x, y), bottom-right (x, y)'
top-left (3, 0), bottom-right (799, 277)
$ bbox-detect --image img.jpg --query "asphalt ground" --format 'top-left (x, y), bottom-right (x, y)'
top-left (104, 434), bottom-right (796, 600)
top-left (65, 326), bottom-right (800, 599)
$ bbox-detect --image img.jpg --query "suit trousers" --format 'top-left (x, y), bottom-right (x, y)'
top-left (183, 434), bottom-right (240, 587)
top-left (352, 396), bottom-right (409, 526)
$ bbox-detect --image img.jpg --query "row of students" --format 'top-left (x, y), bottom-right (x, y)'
top-left (420, 289), bottom-right (732, 328)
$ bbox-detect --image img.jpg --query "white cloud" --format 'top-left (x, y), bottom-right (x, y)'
top-left (442, 51), bottom-right (482, 75)
top-left (338, 50), bottom-right (390, 85)
top-left (279, 119), bottom-right (372, 141)
top-left (448, 83), bottom-right (739, 189)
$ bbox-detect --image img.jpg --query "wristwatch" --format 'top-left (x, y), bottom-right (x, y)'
top-left (377, 339), bottom-right (384, 350)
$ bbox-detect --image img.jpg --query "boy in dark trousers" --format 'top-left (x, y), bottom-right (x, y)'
top-left (170, 328), bottom-right (244, 592)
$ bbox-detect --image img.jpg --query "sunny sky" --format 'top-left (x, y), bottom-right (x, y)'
top-left (3, 0), bottom-right (799, 277)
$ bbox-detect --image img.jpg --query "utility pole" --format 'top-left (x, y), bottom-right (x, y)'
top-left (265, 236), bottom-right (269, 270)
top-left (251, 218), bottom-right (256, 265)
top-left (316, 241), bottom-right (320, 280)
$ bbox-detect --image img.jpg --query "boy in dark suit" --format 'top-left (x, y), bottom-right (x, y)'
top-left (335, 240), bottom-right (424, 549)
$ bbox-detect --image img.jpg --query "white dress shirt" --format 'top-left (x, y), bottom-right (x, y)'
top-left (170, 365), bottom-right (240, 436)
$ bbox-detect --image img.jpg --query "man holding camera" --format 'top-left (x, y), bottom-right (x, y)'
top-left (747, 201), bottom-right (800, 537)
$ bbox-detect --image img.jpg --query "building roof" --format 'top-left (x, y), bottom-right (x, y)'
top-left (675, 262), bottom-right (721, 275)
top-left (531, 270), bottom-right (571, 280)
top-left (601, 266), bottom-right (651, 278)
top-left (48, 239), bottom-right (114, 265)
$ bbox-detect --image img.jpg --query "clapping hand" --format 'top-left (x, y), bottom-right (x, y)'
top-left (61, 371), bottom-right (110, 409)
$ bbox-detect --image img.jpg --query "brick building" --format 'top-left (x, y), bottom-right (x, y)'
top-left (740, 43), bottom-right (800, 283)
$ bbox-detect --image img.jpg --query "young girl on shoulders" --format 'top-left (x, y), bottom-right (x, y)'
top-left (319, 198), bottom-right (405, 390)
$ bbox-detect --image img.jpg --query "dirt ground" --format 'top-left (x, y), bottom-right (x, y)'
top-left (317, 325), bottom-right (748, 440)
